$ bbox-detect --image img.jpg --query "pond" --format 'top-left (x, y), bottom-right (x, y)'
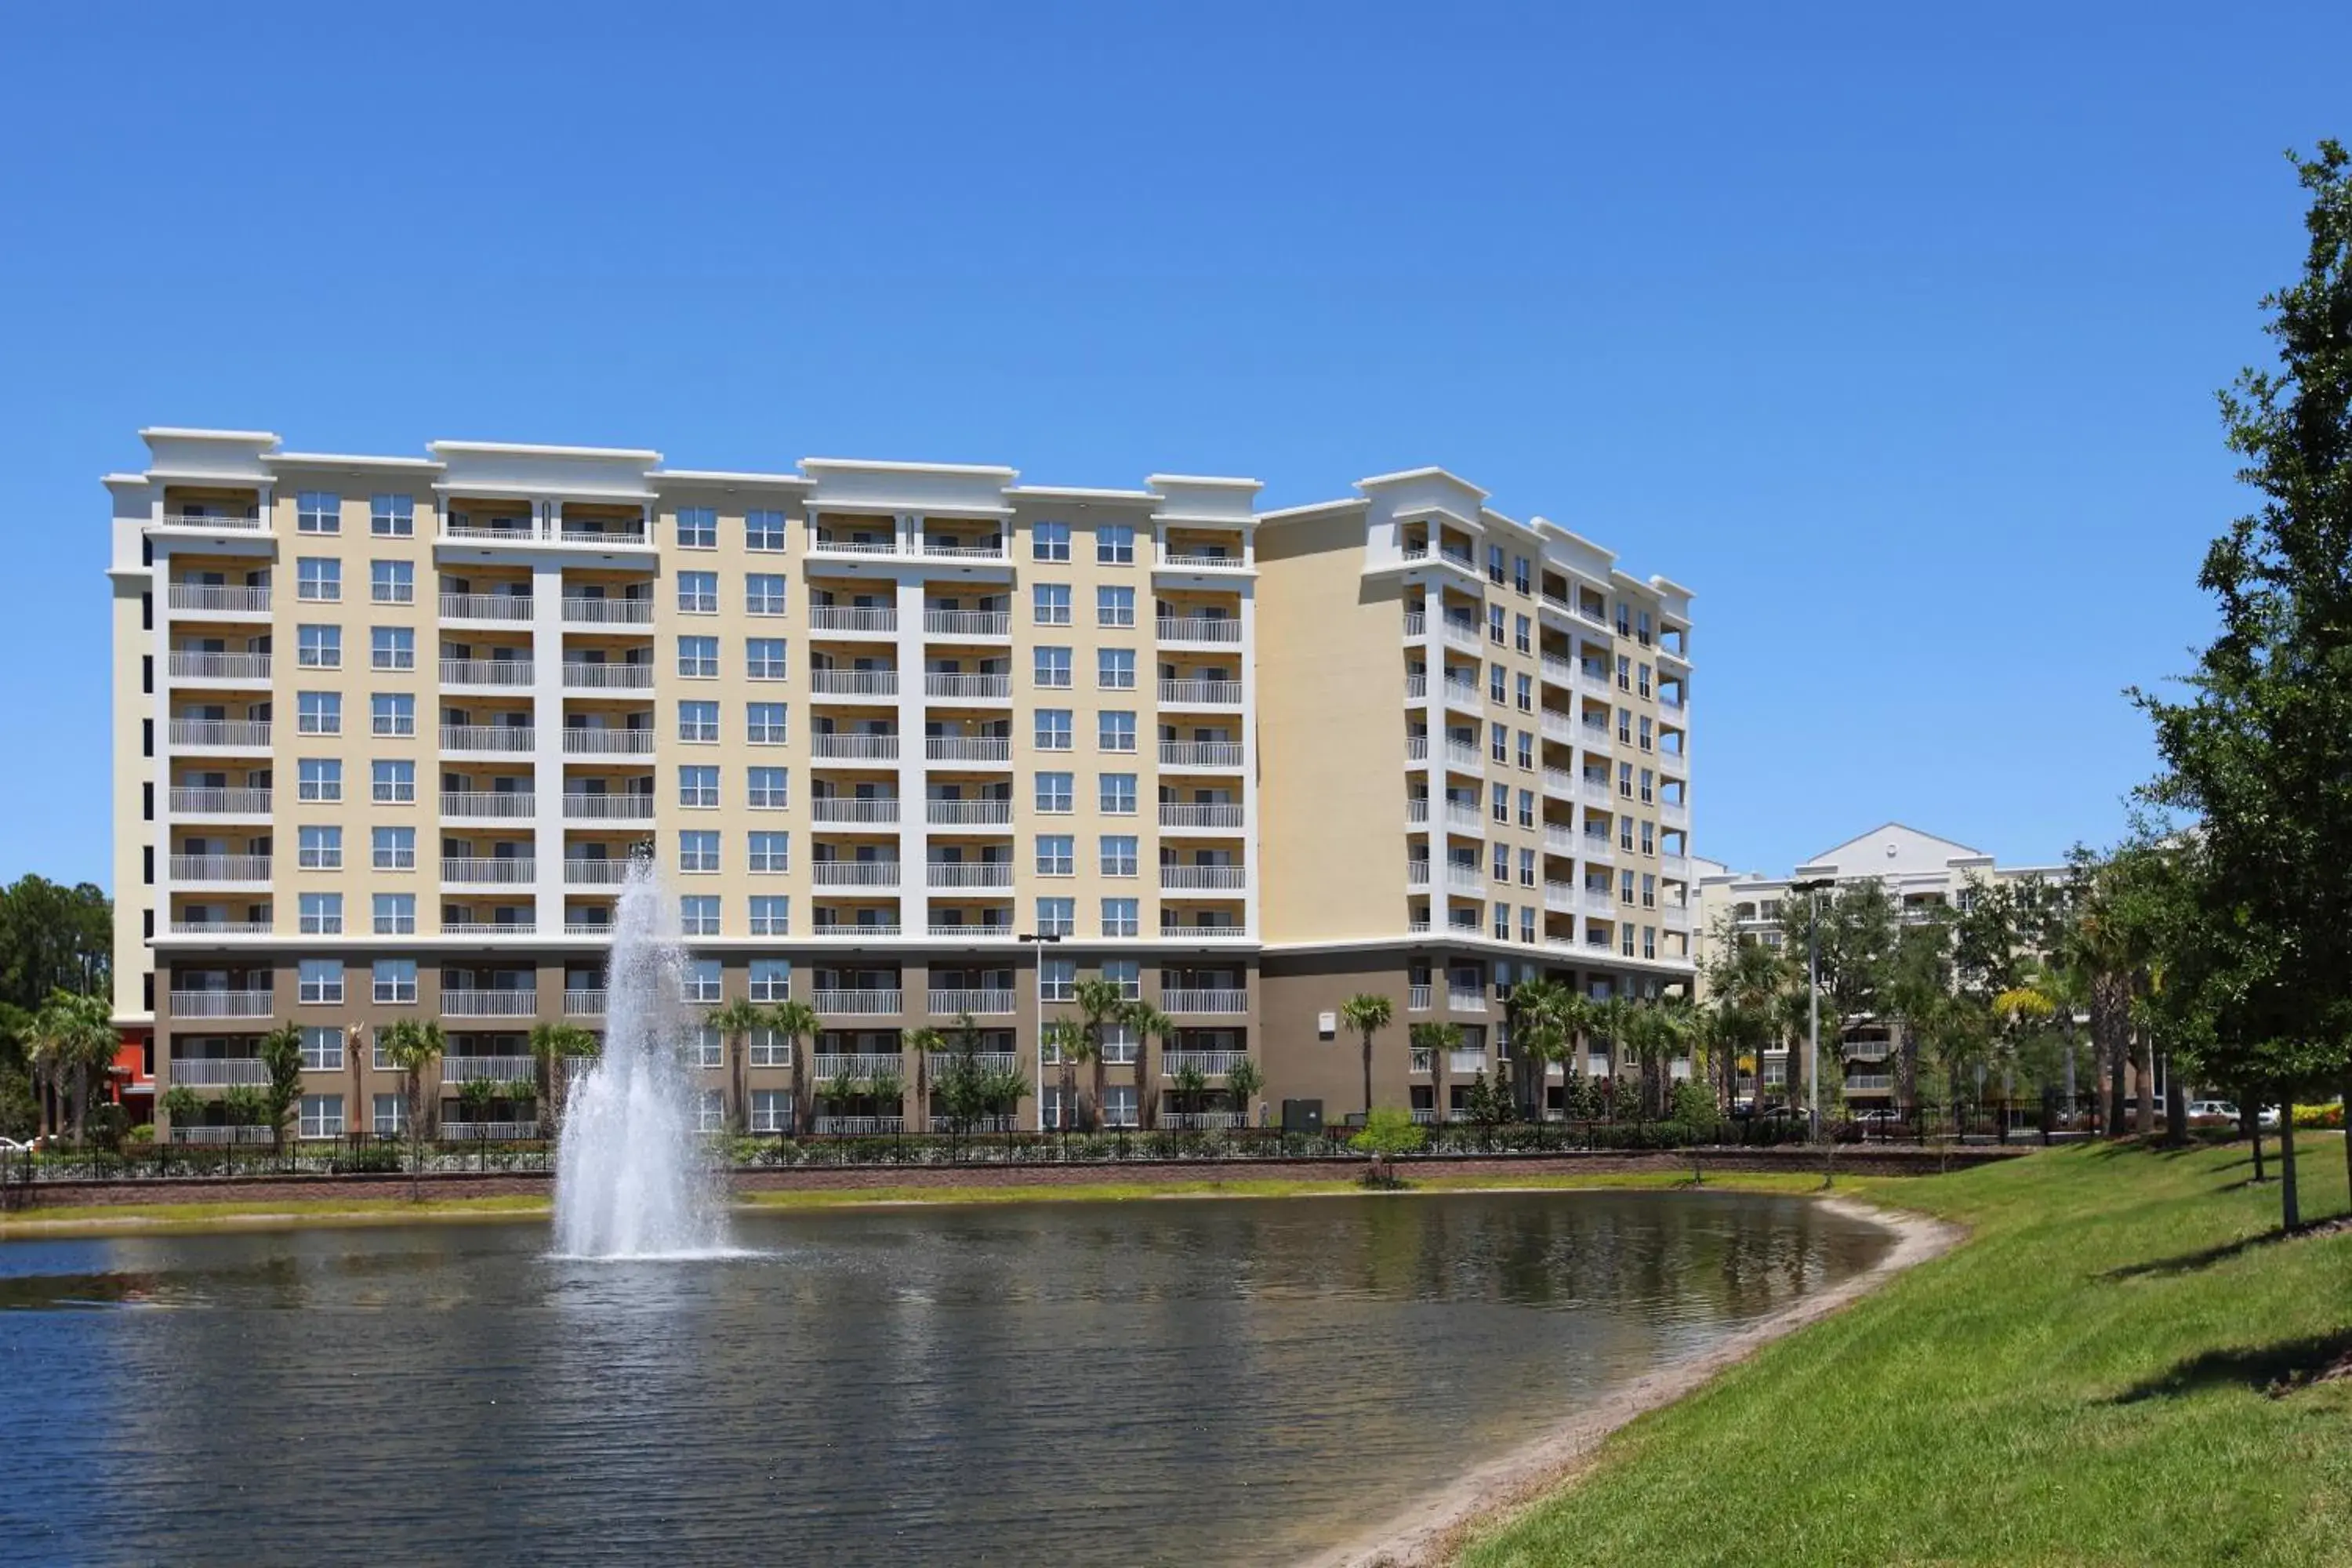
top-left (0, 1190), bottom-right (1892, 1565)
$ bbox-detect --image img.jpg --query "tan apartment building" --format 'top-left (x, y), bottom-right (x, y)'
top-left (107, 433), bottom-right (1691, 1138)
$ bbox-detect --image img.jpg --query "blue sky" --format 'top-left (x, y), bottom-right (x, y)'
top-left (2, 1), bottom-right (2344, 890)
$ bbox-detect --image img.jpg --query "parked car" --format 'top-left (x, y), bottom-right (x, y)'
top-left (2259, 1105), bottom-right (2282, 1131)
top-left (2186, 1100), bottom-right (2239, 1129)
top-left (0, 1136), bottom-right (36, 1152)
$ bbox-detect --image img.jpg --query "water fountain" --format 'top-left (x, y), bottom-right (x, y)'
top-left (552, 858), bottom-right (730, 1258)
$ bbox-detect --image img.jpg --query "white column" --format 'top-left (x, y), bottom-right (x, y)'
top-left (530, 557), bottom-right (569, 936)
top-left (1237, 577), bottom-right (1260, 942)
top-left (892, 555), bottom-right (927, 938)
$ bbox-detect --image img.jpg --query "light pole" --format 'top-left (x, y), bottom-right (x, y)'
top-left (1791, 878), bottom-right (1834, 1142)
top-left (1018, 934), bottom-right (1063, 1133)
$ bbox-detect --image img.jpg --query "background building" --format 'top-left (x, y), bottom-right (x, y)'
top-left (108, 432), bottom-right (1691, 1138)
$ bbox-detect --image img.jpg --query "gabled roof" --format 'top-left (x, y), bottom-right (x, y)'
top-left (1802, 822), bottom-right (1987, 878)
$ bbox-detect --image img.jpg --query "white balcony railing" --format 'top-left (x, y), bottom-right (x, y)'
top-left (812, 861), bottom-right (902, 887)
top-left (169, 719), bottom-right (271, 749)
top-left (924, 609), bottom-right (1010, 637)
top-left (1160, 802), bottom-right (1244, 829)
top-left (926, 736), bottom-right (1009, 763)
top-left (167, 920), bottom-right (271, 936)
top-left (925, 799), bottom-right (1011, 826)
top-left (1439, 619), bottom-right (1481, 652)
top-left (441, 658), bottom-right (534, 687)
top-left (1661, 799), bottom-right (1690, 829)
top-left (160, 512), bottom-right (267, 532)
top-left (1844, 1073), bottom-right (1894, 1092)
top-left (1162, 1050), bottom-right (1247, 1076)
top-left (168, 651), bottom-right (270, 681)
top-left (1544, 880), bottom-right (1577, 913)
top-left (1439, 678), bottom-right (1479, 710)
top-left (1160, 865), bottom-right (1246, 891)
top-left (1156, 616), bottom-right (1243, 644)
top-left (170, 1057), bottom-right (270, 1085)
top-left (556, 524), bottom-right (648, 546)
top-left (922, 538), bottom-right (1007, 561)
top-left (443, 521), bottom-right (538, 543)
top-left (1661, 852), bottom-right (1692, 880)
top-left (561, 597), bottom-right (654, 625)
top-left (809, 606), bottom-right (898, 633)
top-left (441, 724), bottom-right (535, 753)
top-left (561, 728), bottom-right (655, 755)
top-left (169, 787), bottom-right (271, 815)
top-left (814, 797), bottom-right (902, 824)
top-left (563, 662), bottom-right (655, 690)
top-left (1158, 550), bottom-right (1248, 571)
top-left (811, 669), bottom-right (900, 697)
top-left (1542, 767), bottom-right (1577, 797)
top-left (1160, 740), bottom-right (1243, 768)
top-left (443, 1055), bottom-right (536, 1083)
top-left (441, 922), bottom-right (538, 937)
top-left (811, 923), bottom-right (902, 938)
top-left (442, 989), bottom-right (539, 1018)
top-left (810, 536), bottom-right (902, 557)
top-left (927, 862), bottom-right (1012, 888)
top-left (443, 792), bottom-right (537, 818)
top-left (561, 793), bottom-right (652, 820)
top-left (1449, 1047), bottom-right (1486, 1075)
top-left (1403, 611), bottom-right (1428, 639)
top-left (168, 990), bottom-right (273, 1018)
top-left (442, 858), bottom-right (536, 884)
top-left (563, 858), bottom-right (627, 885)
top-left (812, 733), bottom-right (899, 760)
top-left (441, 1121), bottom-right (540, 1141)
top-left (926, 673), bottom-right (1012, 699)
top-left (440, 592), bottom-right (534, 622)
top-left (1160, 989), bottom-right (1249, 1014)
top-left (1446, 989), bottom-right (1488, 1014)
top-left (814, 1116), bottom-right (906, 1134)
top-left (927, 989), bottom-right (1016, 1016)
top-left (1443, 740), bottom-right (1483, 771)
top-left (1407, 984), bottom-right (1433, 1011)
top-left (1158, 678), bottom-right (1243, 706)
top-left (811, 993), bottom-right (904, 1018)
top-left (563, 988), bottom-right (607, 1015)
top-left (168, 583), bottom-right (271, 614)
top-left (1406, 735), bottom-right (1429, 763)
top-left (169, 855), bottom-right (271, 883)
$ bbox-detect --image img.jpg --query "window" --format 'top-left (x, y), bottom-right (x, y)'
top-left (1643, 925), bottom-right (1657, 960)
top-left (297, 623), bottom-right (341, 668)
top-left (371, 693), bottom-right (415, 736)
top-left (1040, 956), bottom-right (1076, 1001)
top-left (681, 897), bottom-right (720, 938)
top-left (1103, 1085), bottom-right (1138, 1128)
top-left (1640, 821), bottom-right (1655, 855)
top-left (1516, 731), bottom-right (1534, 770)
top-left (680, 766), bottom-right (720, 808)
top-left (297, 491), bottom-right (340, 535)
top-left (1490, 666), bottom-right (1506, 704)
top-left (1516, 673), bottom-right (1534, 713)
top-left (1486, 543), bottom-right (1507, 584)
top-left (1617, 655), bottom-right (1632, 691)
top-left (746, 702), bottom-right (788, 744)
top-left (1098, 711), bottom-right (1136, 752)
top-left (1514, 556), bottom-right (1531, 593)
top-left (1102, 958), bottom-right (1142, 1000)
top-left (372, 626), bottom-right (416, 670)
top-left (1096, 524), bottom-right (1134, 564)
top-left (1034, 709), bottom-right (1073, 750)
top-left (678, 636), bottom-right (719, 677)
top-left (1033, 583), bottom-right (1072, 625)
top-left (746, 574), bottom-right (787, 615)
top-left (749, 959), bottom-right (792, 1003)
top-left (1519, 848), bottom-right (1537, 887)
top-left (1489, 604), bottom-right (1506, 644)
top-left (677, 506), bottom-right (717, 549)
top-left (749, 895), bottom-right (789, 935)
top-left (300, 1026), bottom-right (344, 1070)
top-left (1097, 586), bottom-right (1134, 626)
top-left (677, 571), bottom-right (718, 614)
top-left (1491, 782), bottom-right (1509, 823)
top-left (746, 638), bottom-right (788, 680)
top-left (1639, 716), bottom-right (1653, 752)
top-left (680, 830), bottom-right (720, 873)
top-left (298, 691), bottom-right (340, 735)
top-left (299, 1094), bottom-right (344, 1140)
top-left (1494, 902), bottom-right (1512, 940)
top-left (299, 892), bottom-right (343, 935)
top-left (1033, 520), bottom-right (1071, 562)
top-left (1490, 722), bottom-right (1508, 763)
top-left (1638, 662), bottom-right (1652, 699)
top-left (299, 958), bottom-right (344, 1004)
top-left (1621, 815), bottom-right (1635, 852)
top-left (374, 959), bottom-right (418, 1005)
top-left (1039, 1084), bottom-right (1069, 1127)
top-left (1035, 772), bottom-right (1074, 813)
top-left (372, 826), bottom-right (416, 869)
top-left (373, 893), bottom-right (416, 935)
top-left (1036, 835), bottom-right (1075, 876)
top-left (1099, 835), bottom-right (1138, 877)
top-left (695, 1025), bottom-right (725, 1069)
top-left (1033, 647), bottom-right (1072, 688)
top-left (1640, 872), bottom-right (1657, 909)
top-left (372, 760), bottom-right (415, 803)
top-left (1515, 615), bottom-right (1532, 655)
top-left (748, 831), bottom-right (789, 872)
top-left (1098, 648), bottom-right (1136, 689)
top-left (1493, 843), bottom-right (1511, 881)
top-left (1639, 767), bottom-right (1655, 805)
top-left (1619, 761), bottom-right (1634, 799)
top-left (1522, 906), bottom-right (1538, 943)
top-left (1617, 706), bottom-right (1633, 744)
top-left (750, 1090), bottom-right (793, 1133)
top-left (371, 495), bottom-right (415, 537)
top-left (746, 509), bottom-right (786, 551)
top-left (372, 560), bottom-right (414, 603)
top-left (298, 758), bottom-right (342, 802)
top-left (1102, 898), bottom-right (1140, 937)
top-left (1519, 789), bottom-right (1535, 829)
top-left (1098, 774), bottom-right (1137, 815)
top-left (298, 826), bottom-right (342, 869)
top-left (1621, 869), bottom-right (1637, 904)
top-left (746, 767), bottom-right (788, 808)
top-left (1036, 898), bottom-right (1076, 938)
top-left (681, 957), bottom-right (721, 1004)
top-left (679, 700), bottom-right (720, 742)
top-left (373, 1094), bottom-right (408, 1135)
top-left (1623, 923), bottom-right (1637, 957)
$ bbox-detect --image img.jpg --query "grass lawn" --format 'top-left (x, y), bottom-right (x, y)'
top-left (1461, 1138), bottom-right (2352, 1568)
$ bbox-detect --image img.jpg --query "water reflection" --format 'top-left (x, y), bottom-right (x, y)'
top-left (0, 1191), bottom-right (1889, 1566)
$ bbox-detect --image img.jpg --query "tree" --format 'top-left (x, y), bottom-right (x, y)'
top-left (1225, 1054), bottom-right (1264, 1128)
top-left (868, 1062), bottom-right (906, 1130)
top-left (1339, 993), bottom-right (1395, 1118)
top-left (1125, 1003), bottom-right (1174, 1131)
top-left (904, 1025), bottom-right (946, 1134)
top-left (1170, 1063), bottom-right (1209, 1126)
top-left (705, 996), bottom-right (765, 1135)
top-left (1069, 978), bottom-right (1130, 1133)
top-left (768, 999), bottom-right (820, 1137)
top-left (258, 1022), bottom-right (305, 1157)
top-left (1410, 1021), bottom-right (1461, 1126)
top-left (1705, 922), bottom-right (1794, 1112)
top-left (1509, 976), bottom-right (1586, 1122)
top-left (0, 877), bottom-right (112, 1013)
top-left (1041, 1017), bottom-right (1087, 1132)
top-left (822, 1064), bottom-right (867, 1128)
top-left (378, 1018), bottom-right (446, 1196)
top-left (31, 991), bottom-right (115, 1149)
top-left (161, 1083), bottom-right (201, 1136)
top-left (1350, 1106), bottom-right (1426, 1186)
top-left (528, 1020), bottom-right (600, 1138)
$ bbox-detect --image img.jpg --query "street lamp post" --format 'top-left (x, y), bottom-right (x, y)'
top-left (1018, 933), bottom-right (1062, 1135)
top-left (1791, 878), bottom-right (1834, 1143)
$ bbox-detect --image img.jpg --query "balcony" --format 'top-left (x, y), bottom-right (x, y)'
top-left (1661, 852), bottom-right (1691, 880)
top-left (1581, 888), bottom-right (1616, 916)
top-left (1448, 1047), bottom-right (1486, 1076)
top-left (1439, 678), bottom-right (1480, 713)
top-left (1160, 865), bottom-right (1246, 891)
top-left (926, 862), bottom-right (1011, 889)
top-left (441, 658), bottom-right (535, 688)
top-left (443, 724), bottom-right (535, 754)
top-left (926, 922), bottom-right (1014, 938)
top-left (814, 797), bottom-right (902, 824)
top-left (924, 609), bottom-right (1009, 637)
top-left (927, 989), bottom-right (1015, 1016)
top-left (814, 1115), bottom-right (905, 1135)
top-left (168, 583), bottom-right (271, 615)
top-left (1583, 833), bottom-right (1615, 863)
top-left (444, 792), bottom-right (537, 820)
top-left (1160, 802), bottom-right (1244, 829)
top-left (1159, 739), bottom-right (1243, 768)
top-left (561, 597), bottom-right (653, 626)
top-left (441, 1120), bottom-right (539, 1140)
top-left (171, 1057), bottom-right (270, 1086)
top-left (158, 512), bottom-right (267, 533)
top-left (927, 736), bottom-right (1010, 764)
top-left (811, 993), bottom-right (903, 1018)
top-left (169, 855), bottom-right (272, 884)
top-left (1661, 799), bottom-right (1690, 829)
top-left (169, 787), bottom-right (271, 816)
top-left (1544, 881), bottom-right (1577, 913)
top-left (1580, 719), bottom-right (1612, 750)
top-left (1160, 989), bottom-right (1248, 1014)
top-left (443, 858), bottom-right (537, 885)
top-left (169, 719), bottom-right (271, 750)
top-left (926, 799), bottom-right (1011, 826)
top-left (168, 920), bottom-right (271, 936)
top-left (557, 522), bottom-right (648, 546)
top-left (812, 861), bottom-right (902, 887)
top-left (809, 535), bottom-right (903, 560)
top-left (1406, 735), bottom-right (1428, 763)
top-left (1664, 903), bottom-right (1693, 931)
top-left (812, 923), bottom-right (902, 938)
top-left (563, 858), bottom-right (628, 885)
top-left (1407, 983), bottom-right (1433, 1011)
top-left (561, 728), bottom-right (655, 756)
top-left (563, 989), bottom-right (607, 1016)
top-left (1446, 989), bottom-right (1487, 1014)
top-left (1161, 1050), bottom-right (1247, 1076)
top-left (1844, 1073), bottom-right (1895, 1093)
top-left (1439, 619), bottom-right (1482, 653)
top-left (1442, 740), bottom-right (1483, 772)
top-left (168, 651), bottom-right (270, 682)
top-left (925, 672), bottom-right (1011, 700)
top-left (168, 990), bottom-right (273, 1018)
top-left (444, 519), bottom-right (538, 543)
top-left (1540, 709), bottom-right (1577, 742)
top-left (563, 662), bottom-right (655, 691)
top-left (561, 793), bottom-right (651, 821)
top-left (810, 606), bottom-right (898, 634)
top-left (564, 919), bottom-right (615, 938)
top-left (444, 1054), bottom-right (536, 1082)
top-left (1542, 767), bottom-right (1577, 798)
top-left (440, 592), bottom-right (534, 622)
top-left (812, 733), bottom-right (900, 761)
top-left (1157, 616), bottom-right (1243, 646)
top-left (1410, 1049), bottom-right (1432, 1073)
top-left (443, 921), bottom-right (538, 937)
top-left (1158, 678), bottom-right (1243, 707)
top-left (443, 990), bottom-right (539, 1018)
top-left (921, 536), bottom-right (1008, 562)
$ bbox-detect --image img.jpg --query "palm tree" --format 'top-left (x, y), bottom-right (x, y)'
top-left (767, 999), bottom-right (821, 1136)
top-left (904, 1025), bottom-right (946, 1134)
top-left (822, 1064), bottom-right (866, 1131)
top-left (1509, 977), bottom-right (1584, 1122)
top-left (1041, 1016), bottom-right (1087, 1131)
top-left (1225, 1054), bottom-right (1264, 1130)
top-left (1171, 1063), bottom-right (1209, 1127)
top-left (1124, 1002), bottom-right (1174, 1131)
top-left (33, 991), bottom-right (116, 1149)
top-left (377, 1018), bottom-right (446, 1197)
top-left (258, 1021), bottom-right (305, 1157)
top-left (1060, 1019), bottom-right (1103, 1132)
top-left (705, 996), bottom-right (765, 1135)
top-left (1071, 977), bottom-right (1129, 1131)
top-left (1588, 993), bottom-right (1636, 1117)
top-left (528, 1020), bottom-right (600, 1138)
top-left (1410, 1020), bottom-right (1461, 1124)
top-left (1339, 993), bottom-right (1395, 1118)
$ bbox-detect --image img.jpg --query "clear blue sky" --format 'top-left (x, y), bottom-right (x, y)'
top-left (2, 1), bottom-right (2344, 891)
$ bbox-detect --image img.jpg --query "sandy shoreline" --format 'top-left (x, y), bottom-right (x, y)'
top-left (1302, 1195), bottom-right (1965, 1568)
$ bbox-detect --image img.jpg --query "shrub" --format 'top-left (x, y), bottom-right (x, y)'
top-left (126, 1123), bottom-right (154, 1145)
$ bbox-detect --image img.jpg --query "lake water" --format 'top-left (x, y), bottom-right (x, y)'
top-left (0, 1190), bottom-right (1891, 1566)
